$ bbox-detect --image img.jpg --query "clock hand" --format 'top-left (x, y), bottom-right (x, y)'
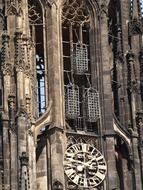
top-left (87, 157), bottom-right (96, 165)
top-left (68, 158), bottom-right (83, 165)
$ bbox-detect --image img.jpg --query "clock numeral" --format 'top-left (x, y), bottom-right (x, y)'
top-left (81, 143), bottom-right (87, 152)
top-left (65, 168), bottom-right (76, 177)
top-left (84, 178), bottom-right (88, 188)
top-left (78, 177), bottom-right (84, 186)
top-left (95, 171), bottom-right (105, 181)
top-left (70, 144), bottom-right (82, 153)
top-left (64, 161), bottom-right (72, 168)
top-left (95, 154), bottom-right (104, 161)
top-left (98, 164), bottom-right (107, 171)
top-left (88, 178), bottom-right (98, 187)
top-left (72, 174), bottom-right (80, 184)
top-left (66, 152), bottom-right (74, 157)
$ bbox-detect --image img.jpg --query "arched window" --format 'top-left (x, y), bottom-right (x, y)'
top-left (28, 0), bottom-right (46, 117)
top-left (62, 0), bottom-right (100, 132)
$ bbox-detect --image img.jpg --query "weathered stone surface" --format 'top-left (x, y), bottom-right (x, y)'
top-left (0, 0), bottom-right (143, 190)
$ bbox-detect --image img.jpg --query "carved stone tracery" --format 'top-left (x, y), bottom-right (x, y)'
top-left (1, 33), bottom-right (13, 76)
top-left (6, 1), bottom-right (18, 15)
top-left (62, 0), bottom-right (90, 26)
top-left (28, 0), bottom-right (43, 24)
top-left (14, 32), bottom-right (25, 72)
top-left (66, 136), bottom-right (97, 149)
top-left (128, 18), bottom-right (143, 36)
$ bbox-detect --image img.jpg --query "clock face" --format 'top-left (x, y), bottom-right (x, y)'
top-left (64, 143), bottom-right (107, 188)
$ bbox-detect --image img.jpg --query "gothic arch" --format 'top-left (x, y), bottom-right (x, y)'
top-left (60, 0), bottom-right (106, 134)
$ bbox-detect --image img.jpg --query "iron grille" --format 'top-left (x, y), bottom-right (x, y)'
top-left (72, 43), bottom-right (88, 74)
top-left (65, 85), bottom-right (80, 119)
top-left (85, 88), bottom-right (100, 122)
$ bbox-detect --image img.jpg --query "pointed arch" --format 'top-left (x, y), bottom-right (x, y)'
top-left (61, 0), bottom-right (103, 132)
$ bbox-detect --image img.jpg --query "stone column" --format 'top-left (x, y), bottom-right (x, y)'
top-left (0, 113), bottom-right (3, 190)
top-left (136, 111), bottom-right (143, 189)
top-left (16, 106), bottom-right (28, 190)
top-left (49, 129), bottom-right (65, 190)
top-left (15, 31), bottom-right (25, 106)
top-left (2, 114), bottom-right (10, 190)
top-left (36, 136), bottom-right (48, 190)
top-left (28, 131), bottom-right (36, 190)
top-left (100, 2), bottom-right (118, 189)
top-left (126, 52), bottom-right (142, 190)
top-left (8, 94), bottom-right (18, 190)
top-left (46, 2), bottom-right (65, 189)
top-left (1, 33), bottom-right (11, 190)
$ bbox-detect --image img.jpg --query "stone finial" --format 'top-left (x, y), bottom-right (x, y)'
top-left (19, 152), bottom-right (29, 166)
top-left (1, 62), bottom-right (13, 76)
top-left (53, 181), bottom-right (63, 190)
top-left (126, 50), bottom-right (135, 63)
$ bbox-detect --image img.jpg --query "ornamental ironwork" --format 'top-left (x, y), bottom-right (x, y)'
top-left (72, 43), bottom-right (88, 74)
top-left (85, 88), bottom-right (100, 122)
top-left (65, 84), bottom-right (80, 119)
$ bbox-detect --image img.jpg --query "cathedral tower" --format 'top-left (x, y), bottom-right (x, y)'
top-left (0, 0), bottom-right (143, 190)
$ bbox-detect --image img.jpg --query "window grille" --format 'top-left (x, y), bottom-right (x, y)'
top-left (65, 85), bottom-right (80, 119)
top-left (72, 44), bottom-right (88, 74)
top-left (85, 88), bottom-right (100, 122)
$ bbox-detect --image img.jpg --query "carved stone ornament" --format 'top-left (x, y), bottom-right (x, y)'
top-left (28, 0), bottom-right (42, 24)
top-left (16, 101), bottom-right (27, 118)
top-left (19, 152), bottom-right (29, 166)
top-left (100, 0), bottom-right (108, 17)
top-left (128, 18), bottom-right (143, 36)
top-left (6, 1), bottom-right (18, 16)
top-left (8, 93), bottom-right (16, 110)
top-left (25, 96), bottom-right (31, 117)
top-left (62, 0), bottom-right (89, 26)
top-left (14, 32), bottom-right (25, 72)
top-left (8, 93), bottom-right (16, 133)
top-left (53, 181), bottom-right (63, 190)
top-left (136, 112), bottom-right (143, 147)
top-left (0, 8), bottom-right (6, 30)
top-left (44, 0), bottom-right (56, 6)
top-left (15, 60), bottom-right (25, 72)
top-left (1, 62), bottom-right (13, 76)
top-left (2, 33), bottom-right (11, 71)
top-left (25, 63), bottom-right (31, 77)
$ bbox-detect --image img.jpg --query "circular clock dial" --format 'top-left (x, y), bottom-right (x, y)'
top-left (64, 143), bottom-right (107, 188)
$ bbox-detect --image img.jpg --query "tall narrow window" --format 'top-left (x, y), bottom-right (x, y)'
top-left (62, 0), bottom-right (100, 132)
top-left (28, 0), bottom-right (46, 116)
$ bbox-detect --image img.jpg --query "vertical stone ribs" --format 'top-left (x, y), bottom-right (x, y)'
top-left (139, 50), bottom-right (143, 101)
top-left (14, 31), bottom-right (25, 72)
top-left (1, 33), bottom-right (13, 75)
top-left (19, 152), bottom-right (30, 190)
top-left (126, 51), bottom-right (134, 102)
top-left (8, 93), bottom-right (16, 133)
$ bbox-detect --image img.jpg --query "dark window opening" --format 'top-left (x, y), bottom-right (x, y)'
top-left (62, 0), bottom-right (100, 133)
top-left (28, 0), bottom-right (46, 117)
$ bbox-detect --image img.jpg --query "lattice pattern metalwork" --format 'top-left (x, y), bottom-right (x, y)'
top-left (85, 88), bottom-right (100, 122)
top-left (72, 44), bottom-right (88, 74)
top-left (65, 85), bottom-right (80, 119)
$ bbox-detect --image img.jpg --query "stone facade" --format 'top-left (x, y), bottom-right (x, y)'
top-left (0, 0), bottom-right (143, 190)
